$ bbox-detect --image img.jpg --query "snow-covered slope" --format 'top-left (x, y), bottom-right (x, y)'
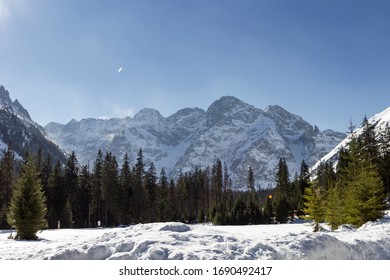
top-left (311, 106), bottom-right (390, 172)
top-left (1, 212), bottom-right (390, 260)
top-left (0, 85), bottom-right (66, 162)
top-left (45, 96), bottom-right (345, 188)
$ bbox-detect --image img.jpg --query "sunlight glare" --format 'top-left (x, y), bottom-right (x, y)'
top-left (0, 0), bottom-right (9, 22)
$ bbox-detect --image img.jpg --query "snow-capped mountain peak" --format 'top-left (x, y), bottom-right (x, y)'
top-left (133, 108), bottom-right (164, 124)
top-left (206, 96), bottom-right (263, 127)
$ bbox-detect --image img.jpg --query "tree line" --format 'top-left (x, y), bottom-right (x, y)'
top-left (1, 116), bottom-right (389, 239)
top-left (1, 147), bottom-right (275, 234)
top-left (1, 143), bottom-right (304, 235)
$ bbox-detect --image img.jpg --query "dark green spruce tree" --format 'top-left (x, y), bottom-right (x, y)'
top-left (210, 159), bottom-right (223, 223)
top-left (0, 144), bottom-right (15, 229)
top-left (90, 150), bottom-right (104, 227)
top-left (144, 162), bottom-right (158, 222)
top-left (132, 149), bottom-right (146, 223)
top-left (273, 158), bottom-right (291, 223)
top-left (118, 153), bottom-right (133, 225)
top-left (101, 152), bottom-right (119, 226)
top-left (64, 151), bottom-right (79, 228)
top-left (157, 168), bottom-right (169, 222)
top-left (7, 156), bottom-right (47, 240)
top-left (76, 165), bottom-right (91, 228)
top-left (263, 195), bottom-right (274, 224)
top-left (246, 166), bottom-right (262, 224)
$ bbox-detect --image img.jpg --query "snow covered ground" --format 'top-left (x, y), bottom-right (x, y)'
top-left (1, 212), bottom-right (390, 260)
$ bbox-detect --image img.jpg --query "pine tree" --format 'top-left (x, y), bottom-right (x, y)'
top-left (194, 167), bottom-right (207, 223)
top-left (325, 183), bottom-right (345, 230)
top-left (232, 196), bottom-right (248, 225)
top-left (247, 166), bottom-right (255, 193)
top-left (144, 162), bottom-right (158, 222)
top-left (168, 179), bottom-right (177, 221)
top-left (45, 161), bottom-right (62, 228)
top-left (101, 152), bottom-right (119, 226)
top-left (158, 168), bottom-right (169, 222)
top-left (64, 151), bottom-right (79, 227)
top-left (224, 164), bottom-right (234, 224)
top-left (303, 182), bottom-right (325, 232)
top-left (312, 161), bottom-right (339, 229)
top-left (378, 123), bottom-right (390, 197)
top-left (53, 160), bottom-right (70, 228)
top-left (61, 198), bottom-right (73, 229)
top-left (7, 156), bottom-right (47, 240)
top-left (336, 125), bottom-right (386, 228)
top-left (132, 149), bottom-right (146, 223)
top-left (76, 165), bottom-right (91, 228)
top-left (0, 144), bottom-right (15, 229)
top-left (344, 163), bottom-right (385, 227)
top-left (305, 161), bottom-right (338, 230)
top-left (210, 159), bottom-right (223, 220)
top-left (176, 172), bottom-right (188, 223)
top-left (119, 153), bottom-right (133, 225)
top-left (360, 116), bottom-right (379, 164)
top-left (246, 166), bottom-right (261, 224)
top-left (336, 147), bottom-right (350, 181)
top-left (263, 196), bottom-right (273, 224)
top-left (273, 158), bottom-right (291, 223)
top-left (90, 150), bottom-right (104, 227)
top-left (290, 174), bottom-right (301, 217)
top-left (40, 155), bottom-right (53, 227)
top-left (297, 160), bottom-right (310, 216)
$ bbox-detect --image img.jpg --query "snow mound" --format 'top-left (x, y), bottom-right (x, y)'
top-left (1, 214), bottom-right (390, 260)
top-left (159, 223), bottom-right (191, 233)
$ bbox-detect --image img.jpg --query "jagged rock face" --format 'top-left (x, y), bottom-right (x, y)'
top-left (0, 85), bottom-right (66, 163)
top-left (0, 85), bottom-right (31, 121)
top-left (45, 96), bottom-right (345, 189)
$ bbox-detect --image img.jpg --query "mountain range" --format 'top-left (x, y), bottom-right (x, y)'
top-left (0, 84), bottom-right (353, 189)
top-left (44, 95), bottom-right (346, 189)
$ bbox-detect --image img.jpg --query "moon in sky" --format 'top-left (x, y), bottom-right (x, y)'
top-left (118, 67), bottom-right (123, 73)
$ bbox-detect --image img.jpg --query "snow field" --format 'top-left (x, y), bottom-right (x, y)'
top-left (1, 212), bottom-right (390, 260)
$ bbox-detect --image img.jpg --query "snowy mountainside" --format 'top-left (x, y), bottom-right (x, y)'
top-left (311, 105), bottom-right (390, 172)
top-left (0, 85), bottom-right (66, 163)
top-left (45, 96), bottom-right (345, 188)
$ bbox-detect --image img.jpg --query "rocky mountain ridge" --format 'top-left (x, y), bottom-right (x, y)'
top-left (0, 85), bottom-right (66, 163)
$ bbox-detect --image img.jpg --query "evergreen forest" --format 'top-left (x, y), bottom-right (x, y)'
top-left (0, 117), bottom-right (389, 239)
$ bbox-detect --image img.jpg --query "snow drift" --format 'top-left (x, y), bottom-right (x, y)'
top-left (1, 212), bottom-right (390, 260)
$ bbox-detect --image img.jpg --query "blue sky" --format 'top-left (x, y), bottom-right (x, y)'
top-left (0, 0), bottom-right (389, 131)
